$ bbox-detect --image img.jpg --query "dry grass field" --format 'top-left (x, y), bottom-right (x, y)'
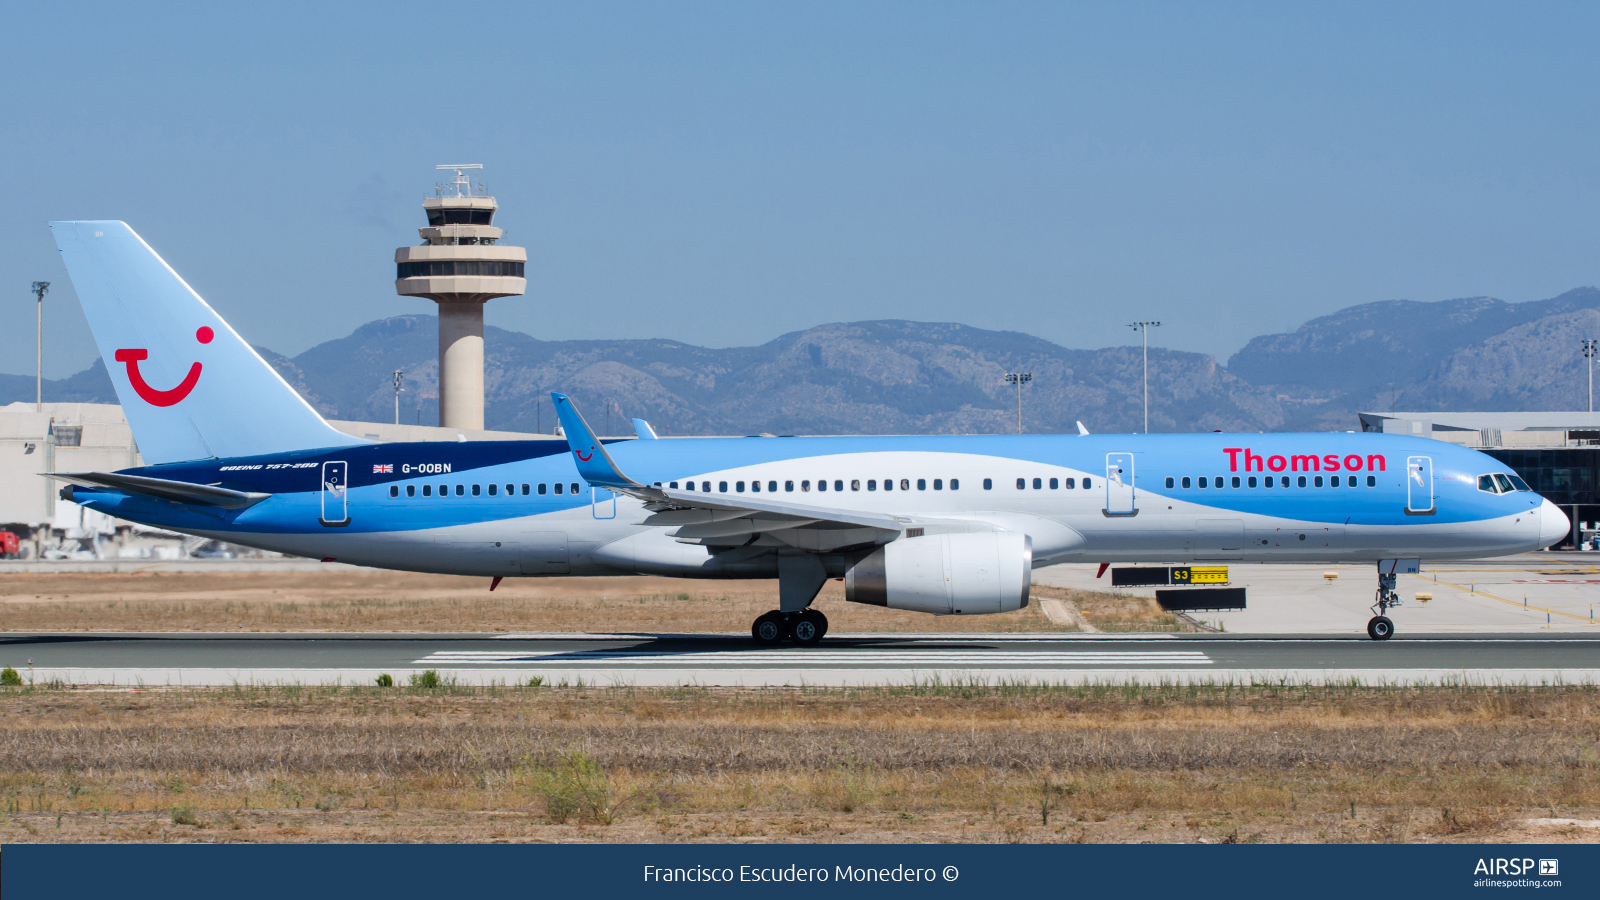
top-left (0, 569), bottom-right (1188, 634)
top-left (0, 681), bottom-right (1595, 844)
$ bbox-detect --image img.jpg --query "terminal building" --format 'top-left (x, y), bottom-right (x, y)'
top-left (1361, 410), bottom-right (1600, 548)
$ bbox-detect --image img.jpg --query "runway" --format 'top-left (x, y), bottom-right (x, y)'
top-left (3, 631), bottom-right (1596, 687)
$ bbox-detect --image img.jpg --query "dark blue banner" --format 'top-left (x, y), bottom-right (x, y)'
top-left (3, 844), bottom-right (1593, 899)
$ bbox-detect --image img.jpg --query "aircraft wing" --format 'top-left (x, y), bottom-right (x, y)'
top-left (46, 471), bottom-right (272, 510)
top-left (550, 392), bottom-right (906, 546)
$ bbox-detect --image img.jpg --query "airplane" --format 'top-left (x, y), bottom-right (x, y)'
top-left (43, 221), bottom-right (1570, 643)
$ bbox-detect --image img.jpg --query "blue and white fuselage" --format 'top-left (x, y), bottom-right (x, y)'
top-left (68, 432), bottom-right (1564, 578)
top-left (43, 220), bottom-right (1570, 640)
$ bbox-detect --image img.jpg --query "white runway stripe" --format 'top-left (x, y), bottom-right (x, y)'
top-left (411, 650), bottom-right (1213, 666)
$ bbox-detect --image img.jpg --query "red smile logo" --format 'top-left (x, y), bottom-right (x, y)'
top-left (115, 326), bottom-right (213, 407)
top-left (575, 447), bottom-right (595, 462)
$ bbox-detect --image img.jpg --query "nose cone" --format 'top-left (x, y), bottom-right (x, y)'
top-left (1539, 498), bottom-right (1571, 548)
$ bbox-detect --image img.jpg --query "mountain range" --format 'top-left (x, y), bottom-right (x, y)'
top-left (9, 287), bottom-right (1600, 435)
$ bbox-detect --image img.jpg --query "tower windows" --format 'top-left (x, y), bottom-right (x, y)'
top-left (397, 260), bottom-right (525, 279)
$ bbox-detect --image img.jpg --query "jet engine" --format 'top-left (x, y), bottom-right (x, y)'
top-left (845, 531), bottom-right (1031, 615)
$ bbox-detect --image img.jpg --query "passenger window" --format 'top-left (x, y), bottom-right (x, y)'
top-left (1247, 476), bottom-right (1257, 488)
top-left (917, 479), bottom-right (926, 490)
top-left (802, 480), bottom-right (811, 492)
top-left (1063, 478), bottom-right (1075, 489)
top-left (572, 483), bottom-right (581, 495)
top-left (751, 480), bottom-right (760, 492)
top-left (1478, 474), bottom-right (1498, 493)
top-left (785, 480), bottom-right (795, 492)
top-left (884, 479), bottom-right (894, 491)
top-left (851, 479), bottom-right (861, 491)
top-left (1296, 476), bottom-right (1307, 488)
top-left (1313, 476), bottom-right (1323, 488)
top-left (488, 483), bottom-right (497, 496)
top-left (389, 485), bottom-right (398, 498)
top-left (1214, 477), bottom-right (1223, 488)
top-left (1082, 477), bottom-right (1091, 489)
top-left (1032, 478), bottom-right (1042, 489)
top-left (423, 485), bottom-right (432, 497)
top-left (406, 485), bottom-right (416, 497)
top-left (701, 482), bottom-right (710, 492)
top-left (768, 481), bottom-right (777, 492)
top-left (457, 485), bottom-right (466, 496)
top-left (818, 480), bottom-right (828, 491)
top-left (983, 478), bottom-right (992, 490)
top-left (1166, 477), bottom-right (1174, 488)
top-left (933, 479), bottom-right (942, 490)
top-left (1231, 476), bottom-right (1241, 488)
top-left (1197, 477), bottom-right (1206, 489)
top-left (538, 483), bottom-right (547, 495)
top-left (1367, 475), bottom-right (1376, 487)
top-left (669, 482), bottom-right (679, 489)
top-left (950, 479), bottom-right (959, 490)
top-left (1049, 478), bottom-right (1059, 489)
top-left (1330, 476), bottom-right (1340, 487)
top-left (868, 480), bottom-right (877, 491)
top-left (472, 484), bottom-right (482, 496)
top-left (554, 483), bottom-right (564, 495)
top-left (1016, 478), bottom-right (1026, 490)
top-left (835, 480), bottom-right (844, 491)
top-left (719, 481), bottom-right (728, 492)
top-left (736, 481), bottom-right (745, 492)
top-left (900, 479), bottom-right (910, 491)
top-left (521, 484), bottom-right (529, 495)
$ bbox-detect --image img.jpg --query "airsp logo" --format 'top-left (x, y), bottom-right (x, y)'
top-left (1473, 858), bottom-right (1553, 876)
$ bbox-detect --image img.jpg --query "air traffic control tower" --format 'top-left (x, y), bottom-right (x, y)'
top-left (395, 165), bottom-right (527, 430)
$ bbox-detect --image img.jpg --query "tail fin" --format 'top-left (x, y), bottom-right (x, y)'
top-left (50, 221), bottom-right (364, 464)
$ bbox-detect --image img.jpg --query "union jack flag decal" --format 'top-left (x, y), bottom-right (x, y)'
top-left (372, 463), bottom-right (393, 474)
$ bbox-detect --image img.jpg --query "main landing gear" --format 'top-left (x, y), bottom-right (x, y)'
top-left (752, 609), bottom-right (829, 646)
top-left (1368, 571), bottom-right (1400, 641)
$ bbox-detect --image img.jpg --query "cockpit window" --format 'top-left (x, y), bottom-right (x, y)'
top-left (1493, 473), bottom-right (1516, 493)
top-left (1477, 474), bottom-right (1501, 493)
top-left (1508, 474), bottom-right (1531, 492)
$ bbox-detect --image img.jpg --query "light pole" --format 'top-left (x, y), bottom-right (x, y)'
top-left (393, 370), bottom-right (405, 425)
top-left (1584, 340), bottom-right (1597, 414)
top-left (31, 282), bottom-right (49, 412)
top-left (1129, 321), bottom-right (1161, 433)
top-left (1004, 372), bottom-right (1032, 434)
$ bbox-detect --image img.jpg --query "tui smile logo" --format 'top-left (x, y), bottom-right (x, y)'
top-left (575, 447), bottom-right (595, 462)
top-left (114, 326), bottom-right (213, 407)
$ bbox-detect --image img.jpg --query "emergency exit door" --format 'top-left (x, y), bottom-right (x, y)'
top-left (319, 461), bottom-right (350, 527)
top-left (1105, 453), bottom-right (1136, 516)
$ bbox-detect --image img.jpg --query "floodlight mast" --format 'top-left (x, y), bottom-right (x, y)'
top-left (1584, 339), bottom-right (1597, 414)
top-left (31, 282), bottom-right (49, 412)
top-left (1004, 372), bottom-right (1032, 434)
top-left (1129, 321), bottom-right (1161, 433)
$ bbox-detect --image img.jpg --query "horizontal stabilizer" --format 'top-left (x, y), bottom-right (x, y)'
top-left (46, 471), bottom-right (272, 510)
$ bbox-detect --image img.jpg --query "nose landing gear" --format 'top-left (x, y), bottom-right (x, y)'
top-left (751, 609), bottom-right (829, 646)
top-left (1368, 571), bottom-right (1400, 641)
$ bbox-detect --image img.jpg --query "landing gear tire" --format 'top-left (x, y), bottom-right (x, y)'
top-left (791, 609), bottom-right (828, 646)
top-left (752, 611), bottom-right (786, 645)
top-left (1367, 615), bottom-right (1394, 641)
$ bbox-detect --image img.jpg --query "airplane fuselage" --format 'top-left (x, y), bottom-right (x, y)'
top-left (67, 431), bottom-right (1562, 580)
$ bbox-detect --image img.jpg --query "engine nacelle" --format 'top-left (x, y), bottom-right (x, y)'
top-left (845, 531), bottom-right (1031, 615)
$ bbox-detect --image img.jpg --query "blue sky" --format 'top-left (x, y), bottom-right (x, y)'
top-left (4, 2), bottom-right (1599, 377)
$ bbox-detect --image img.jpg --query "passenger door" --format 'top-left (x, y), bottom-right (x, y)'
top-left (1406, 455), bottom-right (1435, 514)
top-left (319, 461), bottom-right (350, 527)
top-left (1104, 453), bottom-right (1136, 516)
